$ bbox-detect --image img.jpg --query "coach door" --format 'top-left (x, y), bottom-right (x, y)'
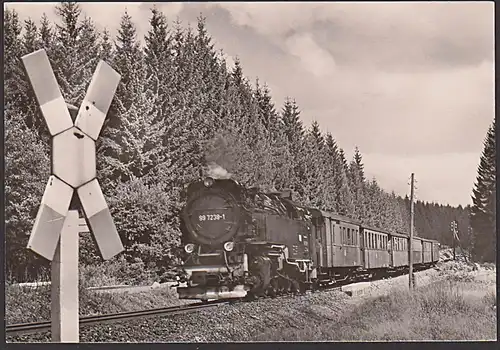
top-left (312, 217), bottom-right (324, 267)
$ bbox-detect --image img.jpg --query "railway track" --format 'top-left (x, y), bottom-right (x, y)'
top-left (7, 263), bottom-right (445, 337)
top-left (6, 300), bottom-right (230, 336)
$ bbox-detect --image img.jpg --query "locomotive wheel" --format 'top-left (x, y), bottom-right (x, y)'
top-left (290, 279), bottom-right (300, 294)
top-left (250, 256), bottom-right (271, 297)
top-left (268, 277), bottom-right (279, 297)
top-left (279, 275), bottom-right (291, 294)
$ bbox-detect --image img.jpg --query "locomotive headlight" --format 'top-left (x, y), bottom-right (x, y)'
top-left (224, 241), bottom-right (235, 252)
top-left (184, 243), bottom-right (195, 253)
top-left (203, 177), bottom-right (214, 187)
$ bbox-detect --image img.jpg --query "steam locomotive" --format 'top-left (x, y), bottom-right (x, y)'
top-left (175, 177), bottom-right (440, 301)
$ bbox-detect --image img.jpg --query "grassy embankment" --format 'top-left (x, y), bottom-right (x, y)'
top-left (250, 265), bottom-right (497, 341)
top-left (5, 263), bottom-right (182, 325)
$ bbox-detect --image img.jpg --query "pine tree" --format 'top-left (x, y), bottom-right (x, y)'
top-left (470, 120), bottom-right (496, 262)
top-left (4, 8), bottom-right (24, 115)
top-left (22, 18), bottom-right (38, 54)
top-left (102, 10), bottom-right (164, 183)
top-left (246, 79), bottom-right (291, 190)
top-left (39, 13), bottom-right (54, 50)
top-left (51, 2), bottom-right (83, 104)
top-left (281, 98), bottom-right (307, 196)
top-left (301, 124), bottom-right (324, 208)
top-left (4, 9), bottom-right (45, 133)
top-left (144, 5), bottom-right (173, 125)
top-left (349, 146), bottom-right (367, 221)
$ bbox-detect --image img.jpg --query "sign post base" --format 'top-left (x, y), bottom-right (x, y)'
top-left (51, 210), bottom-right (79, 342)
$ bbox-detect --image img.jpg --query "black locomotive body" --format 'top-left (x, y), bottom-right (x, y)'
top-left (176, 177), bottom-right (439, 301)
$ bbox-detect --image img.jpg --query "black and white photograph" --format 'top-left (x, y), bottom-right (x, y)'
top-left (3, 1), bottom-right (496, 343)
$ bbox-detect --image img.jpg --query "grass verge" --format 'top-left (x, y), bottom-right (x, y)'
top-left (5, 264), bottom-right (182, 325)
top-left (251, 279), bottom-right (497, 341)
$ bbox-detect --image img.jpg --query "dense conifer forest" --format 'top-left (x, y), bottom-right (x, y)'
top-left (5, 3), bottom-right (492, 282)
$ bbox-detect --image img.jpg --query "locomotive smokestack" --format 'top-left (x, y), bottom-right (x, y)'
top-left (206, 161), bottom-right (232, 180)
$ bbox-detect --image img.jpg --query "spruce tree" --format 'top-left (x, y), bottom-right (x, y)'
top-left (281, 98), bottom-right (307, 196)
top-left (349, 147), bottom-right (367, 221)
top-left (470, 120), bottom-right (496, 262)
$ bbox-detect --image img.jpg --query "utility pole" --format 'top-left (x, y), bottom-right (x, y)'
top-left (450, 220), bottom-right (459, 261)
top-left (409, 173), bottom-right (415, 290)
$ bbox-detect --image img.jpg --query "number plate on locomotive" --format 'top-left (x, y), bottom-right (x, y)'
top-left (198, 213), bottom-right (226, 221)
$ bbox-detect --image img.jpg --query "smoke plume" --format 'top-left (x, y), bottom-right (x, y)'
top-left (206, 161), bottom-right (232, 180)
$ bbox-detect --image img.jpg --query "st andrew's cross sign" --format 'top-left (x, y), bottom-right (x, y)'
top-left (22, 49), bottom-right (124, 261)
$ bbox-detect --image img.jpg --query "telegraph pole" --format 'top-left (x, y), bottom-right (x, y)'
top-left (450, 220), bottom-right (459, 260)
top-left (409, 173), bottom-right (415, 290)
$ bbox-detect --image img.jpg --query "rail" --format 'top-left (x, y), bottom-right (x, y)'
top-left (6, 300), bottom-right (230, 336)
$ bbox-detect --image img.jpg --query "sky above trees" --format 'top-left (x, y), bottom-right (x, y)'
top-left (6, 1), bottom-right (494, 206)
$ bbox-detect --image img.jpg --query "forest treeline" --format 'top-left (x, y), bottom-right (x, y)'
top-left (4, 3), bottom-right (490, 282)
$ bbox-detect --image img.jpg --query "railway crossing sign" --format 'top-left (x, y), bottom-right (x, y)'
top-left (22, 49), bottom-right (124, 261)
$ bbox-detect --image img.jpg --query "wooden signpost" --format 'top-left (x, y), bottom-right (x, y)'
top-left (22, 49), bottom-right (124, 342)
